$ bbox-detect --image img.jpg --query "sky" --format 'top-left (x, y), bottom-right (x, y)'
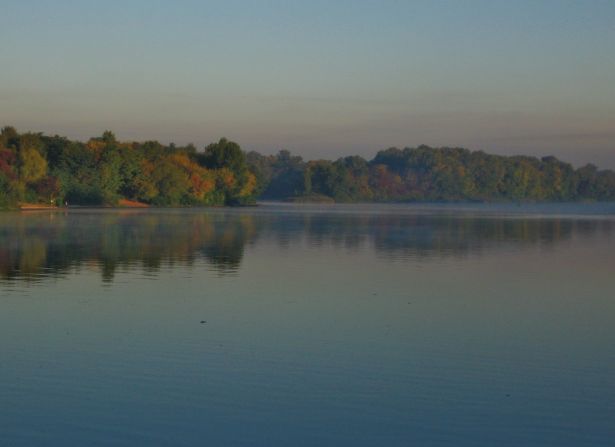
top-left (1, 0), bottom-right (614, 167)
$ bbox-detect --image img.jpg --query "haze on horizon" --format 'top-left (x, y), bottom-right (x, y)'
top-left (1, 0), bottom-right (614, 168)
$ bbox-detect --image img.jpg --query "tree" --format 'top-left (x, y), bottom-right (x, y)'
top-left (199, 138), bottom-right (257, 204)
top-left (97, 146), bottom-right (122, 204)
top-left (19, 147), bottom-right (47, 184)
top-left (200, 138), bottom-right (247, 173)
top-left (35, 176), bottom-right (61, 205)
top-left (150, 158), bottom-right (190, 205)
top-left (258, 150), bottom-right (305, 199)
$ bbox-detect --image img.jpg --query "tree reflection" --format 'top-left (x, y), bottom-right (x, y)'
top-left (0, 207), bottom-right (612, 283)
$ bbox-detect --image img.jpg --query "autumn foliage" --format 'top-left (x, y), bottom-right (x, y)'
top-left (0, 127), bottom-right (258, 208)
top-left (1, 125), bottom-right (614, 208)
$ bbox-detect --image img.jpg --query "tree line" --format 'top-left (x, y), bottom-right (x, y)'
top-left (0, 126), bottom-right (256, 208)
top-left (1, 125), bottom-right (614, 208)
top-left (250, 147), bottom-right (615, 202)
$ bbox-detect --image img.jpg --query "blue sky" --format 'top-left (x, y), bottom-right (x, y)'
top-left (1, 0), bottom-right (614, 167)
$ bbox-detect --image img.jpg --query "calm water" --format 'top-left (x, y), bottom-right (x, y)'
top-left (1, 203), bottom-right (614, 446)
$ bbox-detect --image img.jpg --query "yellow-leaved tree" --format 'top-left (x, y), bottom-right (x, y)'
top-left (19, 147), bottom-right (47, 184)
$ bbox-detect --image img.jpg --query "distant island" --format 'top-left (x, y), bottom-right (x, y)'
top-left (1, 125), bottom-right (614, 209)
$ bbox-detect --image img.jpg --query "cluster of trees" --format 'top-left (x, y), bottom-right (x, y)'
top-left (1, 125), bottom-right (614, 208)
top-left (249, 146), bottom-right (615, 202)
top-left (0, 126), bottom-right (256, 208)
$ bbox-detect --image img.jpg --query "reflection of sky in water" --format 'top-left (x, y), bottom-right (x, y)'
top-left (1, 204), bottom-right (614, 446)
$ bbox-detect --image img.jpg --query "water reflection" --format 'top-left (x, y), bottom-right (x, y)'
top-left (0, 206), bottom-right (613, 283)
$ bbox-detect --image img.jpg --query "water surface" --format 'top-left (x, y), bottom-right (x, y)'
top-left (1, 203), bottom-right (614, 446)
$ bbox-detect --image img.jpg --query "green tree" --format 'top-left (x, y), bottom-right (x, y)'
top-left (200, 138), bottom-right (256, 204)
top-left (200, 138), bottom-right (247, 172)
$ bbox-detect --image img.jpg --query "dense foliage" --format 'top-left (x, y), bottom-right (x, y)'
top-left (250, 146), bottom-right (615, 202)
top-left (0, 127), bottom-right (257, 208)
top-left (1, 126), bottom-right (614, 208)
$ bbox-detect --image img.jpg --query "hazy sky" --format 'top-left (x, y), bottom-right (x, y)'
top-left (1, 0), bottom-right (614, 167)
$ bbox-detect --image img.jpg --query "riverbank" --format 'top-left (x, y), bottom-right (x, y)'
top-left (16, 199), bottom-right (150, 211)
top-left (18, 203), bottom-right (58, 210)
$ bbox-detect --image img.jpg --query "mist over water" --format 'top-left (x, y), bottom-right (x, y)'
top-left (1, 204), bottom-right (614, 446)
